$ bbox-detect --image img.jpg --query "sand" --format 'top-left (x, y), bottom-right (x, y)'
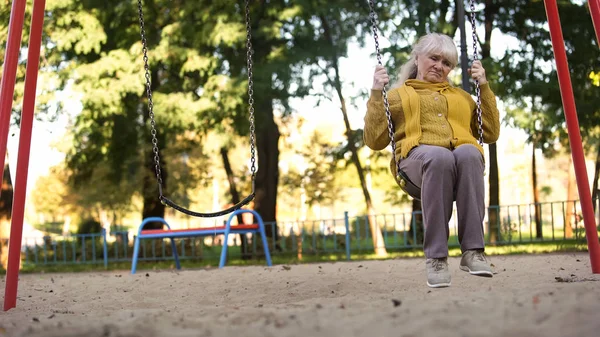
top-left (0, 252), bottom-right (599, 337)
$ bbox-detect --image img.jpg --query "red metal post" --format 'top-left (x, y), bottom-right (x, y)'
top-left (589, 0), bottom-right (600, 45)
top-left (543, 0), bottom-right (600, 273)
top-left (3, 0), bottom-right (47, 311)
top-left (0, 0), bottom-right (27, 189)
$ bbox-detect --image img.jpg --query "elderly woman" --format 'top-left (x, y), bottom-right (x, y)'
top-left (364, 33), bottom-right (500, 288)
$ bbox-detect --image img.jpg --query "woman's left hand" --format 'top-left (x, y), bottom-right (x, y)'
top-left (468, 60), bottom-right (488, 85)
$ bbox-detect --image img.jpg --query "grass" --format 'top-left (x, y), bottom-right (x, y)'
top-left (0, 239), bottom-right (591, 276)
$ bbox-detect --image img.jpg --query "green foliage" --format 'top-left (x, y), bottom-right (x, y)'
top-left (77, 218), bottom-right (102, 235)
top-left (494, 0), bottom-right (600, 155)
top-left (30, 164), bottom-right (84, 222)
top-left (376, 0), bottom-right (460, 78)
top-left (31, 166), bottom-right (68, 219)
top-left (33, 0), bottom-right (402, 222)
top-left (42, 0), bottom-right (230, 209)
top-left (280, 131), bottom-right (342, 209)
top-left (395, 0), bottom-right (458, 37)
top-left (0, 0), bottom-right (70, 124)
top-left (34, 222), bottom-right (64, 235)
top-left (4, 0), bottom-right (600, 225)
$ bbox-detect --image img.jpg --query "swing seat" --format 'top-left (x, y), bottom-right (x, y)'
top-left (130, 209), bottom-right (272, 274)
top-left (140, 224), bottom-right (260, 236)
top-left (397, 170), bottom-right (421, 200)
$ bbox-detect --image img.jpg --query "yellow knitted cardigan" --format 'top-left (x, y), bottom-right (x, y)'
top-left (364, 79), bottom-right (500, 162)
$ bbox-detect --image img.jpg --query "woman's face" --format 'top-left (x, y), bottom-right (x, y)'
top-left (416, 53), bottom-right (453, 83)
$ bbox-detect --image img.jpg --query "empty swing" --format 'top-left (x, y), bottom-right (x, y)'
top-left (136, 0), bottom-right (257, 218)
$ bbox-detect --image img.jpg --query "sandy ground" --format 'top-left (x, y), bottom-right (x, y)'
top-left (0, 252), bottom-right (599, 337)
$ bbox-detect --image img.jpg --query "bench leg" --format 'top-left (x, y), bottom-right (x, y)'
top-left (170, 238), bottom-right (181, 270)
top-left (219, 231), bottom-right (230, 268)
top-left (131, 236), bottom-right (141, 274)
top-left (259, 222), bottom-right (273, 267)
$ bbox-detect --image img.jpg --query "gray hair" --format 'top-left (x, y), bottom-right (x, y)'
top-left (391, 33), bottom-right (459, 88)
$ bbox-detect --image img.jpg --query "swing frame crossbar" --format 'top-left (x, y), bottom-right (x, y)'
top-left (130, 209), bottom-right (273, 274)
top-left (1, 0), bottom-right (600, 312)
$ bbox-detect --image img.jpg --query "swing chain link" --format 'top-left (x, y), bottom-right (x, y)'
top-left (468, 0), bottom-right (484, 146)
top-left (137, 0), bottom-right (164, 199)
top-left (367, 0), bottom-right (401, 177)
top-left (245, 0), bottom-right (257, 185)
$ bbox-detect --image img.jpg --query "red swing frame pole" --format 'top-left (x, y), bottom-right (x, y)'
top-left (589, 0), bottom-right (600, 45)
top-left (543, 0), bottom-right (600, 273)
top-left (0, 1), bottom-right (26, 187)
top-left (3, 0), bottom-right (46, 311)
top-left (0, 0), bottom-right (27, 309)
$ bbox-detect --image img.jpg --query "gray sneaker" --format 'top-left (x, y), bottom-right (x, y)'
top-left (459, 250), bottom-right (493, 277)
top-left (426, 257), bottom-right (451, 288)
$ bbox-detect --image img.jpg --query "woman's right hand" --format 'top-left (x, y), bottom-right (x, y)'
top-left (372, 65), bottom-right (389, 90)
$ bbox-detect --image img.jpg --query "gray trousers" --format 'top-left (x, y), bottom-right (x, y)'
top-left (399, 144), bottom-right (486, 258)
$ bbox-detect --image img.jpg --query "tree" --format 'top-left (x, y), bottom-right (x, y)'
top-left (44, 1), bottom-right (407, 242)
top-left (0, 1), bottom-right (64, 269)
top-left (281, 131), bottom-right (342, 216)
top-left (0, 161), bottom-right (13, 270)
top-left (42, 0), bottom-right (167, 227)
top-left (30, 164), bottom-right (76, 233)
top-left (289, 0), bottom-right (397, 255)
top-left (220, 146), bottom-right (250, 258)
top-left (592, 143), bottom-right (600, 211)
top-left (42, 0), bottom-right (255, 229)
top-left (494, 0), bottom-right (600, 237)
top-left (478, 0), bottom-right (501, 243)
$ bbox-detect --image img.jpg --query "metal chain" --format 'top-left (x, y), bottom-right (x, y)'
top-left (136, 0), bottom-right (258, 216)
top-left (367, 0), bottom-right (400, 177)
top-left (245, 0), bottom-right (257, 188)
top-left (468, 0), bottom-right (484, 146)
top-left (137, 0), bottom-right (164, 199)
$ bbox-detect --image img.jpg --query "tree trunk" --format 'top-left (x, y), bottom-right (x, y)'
top-left (350, 144), bottom-right (386, 256)
top-left (565, 157), bottom-right (576, 239)
top-left (592, 143), bottom-right (600, 212)
top-left (457, 0), bottom-right (470, 92)
top-left (253, 94), bottom-right (280, 250)
top-left (220, 147), bottom-right (250, 259)
top-left (319, 14), bottom-right (387, 257)
top-left (483, 0), bottom-right (500, 243)
top-left (99, 209), bottom-right (112, 238)
top-left (245, 3), bottom-right (281, 252)
top-left (532, 144), bottom-right (542, 239)
top-left (0, 160), bottom-right (14, 270)
top-left (486, 146), bottom-right (500, 244)
top-left (141, 110), bottom-right (166, 229)
top-left (296, 225), bottom-right (303, 260)
top-left (408, 199), bottom-right (424, 245)
top-left (134, 2), bottom-right (167, 229)
top-left (62, 215), bottom-right (71, 236)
